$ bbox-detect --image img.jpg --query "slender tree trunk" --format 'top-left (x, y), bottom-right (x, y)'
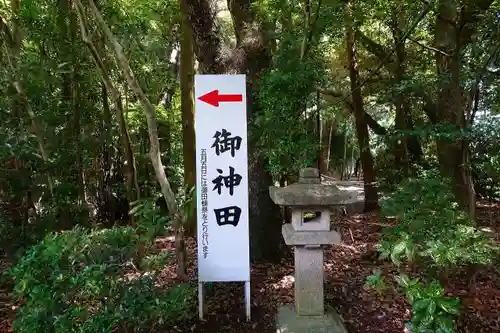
top-left (79, 0), bottom-right (186, 277)
top-left (75, 4), bottom-right (140, 208)
top-left (390, 5), bottom-right (410, 178)
top-left (60, 0), bottom-right (87, 205)
top-left (319, 118), bottom-right (333, 175)
top-left (100, 83), bottom-right (113, 221)
top-left (3, 0), bottom-right (54, 196)
top-left (180, 0), bottom-right (196, 236)
top-left (345, 5), bottom-right (378, 211)
top-left (117, 98), bottom-right (140, 203)
top-left (341, 129), bottom-right (348, 180)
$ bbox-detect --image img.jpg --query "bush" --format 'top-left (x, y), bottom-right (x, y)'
top-left (374, 171), bottom-right (499, 332)
top-left (10, 225), bottom-right (195, 333)
top-left (395, 275), bottom-right (459, 333)
top-left (378, 171), bottom-right (499, 268)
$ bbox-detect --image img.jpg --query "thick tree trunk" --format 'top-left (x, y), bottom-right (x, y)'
top-left (345, 11), bottom-right (378, 212)
top-left (356, 24), bottom-right (424, 166)
top-left (433, 0), bottom-right (487, 218)
top-left (183, 0), bottom-right (285, 262)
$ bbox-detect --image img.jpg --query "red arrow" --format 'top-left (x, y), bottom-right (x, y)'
top-left (198, 89), bottom-right (243, 107)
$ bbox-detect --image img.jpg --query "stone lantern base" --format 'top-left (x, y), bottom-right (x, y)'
top-left (276, 305), bottom-right (348, 333)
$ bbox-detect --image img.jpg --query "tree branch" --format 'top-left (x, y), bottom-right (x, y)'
top-left (319, 89), bottom-right (387, 135)
top-left (83, 0), bottom-right (179, 215)
top-left (336, 2), bottom-right (432, 105)
top-left (74, 0), bottom-right (140, 200)
top-left (467, 41), bottom-right (500, 126)
top-left (356, 30), bottom-right (395, 73)
top-left (458, 0), bottom-right (495, 46)
top-left (2, 7), bottom-right (54, 195)
top-left (0, 17), bottom-right (14, 47)
top-left (82, 0), bottom-right (187, 278)
top-left (407, 37), bottom-right (451, 56)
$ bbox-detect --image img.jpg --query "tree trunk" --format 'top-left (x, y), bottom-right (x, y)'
top-left (183, 0), bottom-right (285, 262)
top-left (319, 117), bottom-right (333, 175)
top-left (341, 128), bottom-right (348, 180)
top-left (180, 0), bottom-right (196, 236)
top-left (78, 0), bottom-right (187, 277)
top-left (75, 3), bottom-right (140, 208)
top-left (100, 83), bottom-right (114, 222)
top-left (345, 6), bottom-right (378, 211)
top-left (390, 4), bottom-right (410, 178)
top-left (60, 0), bottom-right (87, 205)
top-left (433, 0), bottom-right (491, 218)
top-left (3, 0), bottom-right (54, 196)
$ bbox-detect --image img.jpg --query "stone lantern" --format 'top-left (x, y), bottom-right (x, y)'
top-left (269, 168), bottom-right (355, 333)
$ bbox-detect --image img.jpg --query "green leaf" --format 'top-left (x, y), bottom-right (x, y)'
top-left (413, 299), bottom-right (431, 312)
top-left (419, 311), bottom-right (434, 328)
top-left (427, 300), bottom-right (436, 315)
top-left (426, 281), bottom-right (444, 298)
top-left (435, 316), bottom-right (455, 333)
top-left (405, 239), bottom-right (415, 262)
top-left (390, 239), bottom-right (407, 265)
top-left (394, 274), bottom-right (410, 288)
top-left (438, 298), bottom-right (460, 314)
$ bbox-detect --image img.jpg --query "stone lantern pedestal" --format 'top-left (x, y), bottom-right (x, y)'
top-left (269, 168), bottom-right (355, 333)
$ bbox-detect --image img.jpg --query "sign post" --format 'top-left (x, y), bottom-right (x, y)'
top-left (194, 74), bottom-right (251, 321)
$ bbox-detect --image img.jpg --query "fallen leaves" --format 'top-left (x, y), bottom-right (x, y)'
top-left (0, 201), bottom-right (499, 333)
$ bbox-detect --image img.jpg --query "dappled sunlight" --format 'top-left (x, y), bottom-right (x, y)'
top-left (271, 275), bottom-right (295, 290)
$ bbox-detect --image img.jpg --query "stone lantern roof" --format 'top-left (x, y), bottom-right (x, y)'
top-left (269, 168), bottom-right (357, 207)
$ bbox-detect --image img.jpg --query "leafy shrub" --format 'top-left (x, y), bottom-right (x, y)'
top-left (374, 172), bottom-right (499, 333)
top-left (130, 197), bottom-right (171, 239)
top-left (395, 274), bottom-right (459, 333)
top-left (374, 147), bottom-right (403, 191)
top-left (10, 225), bottom-right (195, 333)
top-left (378, 171), bottom-right (499, 269)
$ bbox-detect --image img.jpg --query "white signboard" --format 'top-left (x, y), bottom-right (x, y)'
top-left (195, 74), bottom-right (250, 283)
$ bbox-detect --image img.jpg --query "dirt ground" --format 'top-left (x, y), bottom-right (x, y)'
top-left (169, 202), bottom-right (500, 333)
top-left (1, 202), bottom-right (499, 333)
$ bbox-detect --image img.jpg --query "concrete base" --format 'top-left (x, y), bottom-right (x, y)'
top-left (276, 304), bottom-right (348, 333)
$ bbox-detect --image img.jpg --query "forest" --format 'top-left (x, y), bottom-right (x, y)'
top-left (0, 0), bottom-right (499, 332)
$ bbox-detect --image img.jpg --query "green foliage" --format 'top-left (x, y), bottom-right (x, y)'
top-left (9, 226), bottom-right (195, 333)
top-left (140, 251), bottom-right (174, 272)
top-left (470, 115), bottom-right (500, 200)
top-left (381, 171), bottom-right (470, 243)
top-left (177, 184), bottom-right (196, 224)
top-left (363, 268), bottom-right (386, 294)
top-left (378, 171), bottom-right (499, 269)
top-left (256, 39), bottom-right (327, 179)
top-left (395, 275), bottom-right (459, 333)
top-left (130, 197), bottom-right (170, 239)
top-left (374, 172), bottom-right (498, 333)
top-left (374, 147), bottom-right (403, 191)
